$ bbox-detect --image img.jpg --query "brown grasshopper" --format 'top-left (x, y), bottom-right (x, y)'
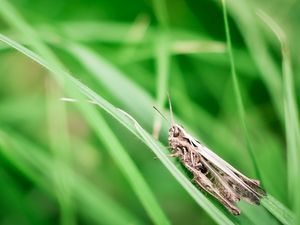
top-left (159, 97), bottom-right (266, 215)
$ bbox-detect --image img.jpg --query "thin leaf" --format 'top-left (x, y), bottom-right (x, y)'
top-left (257, 10), bottom-right (300, 225)
top-left (0, 33), bottom-right (235, 225)
top-left (220, 0), bottom-right (283, 123)
top-left (262, 196), bottom-right (295, 225)
top-left (0, 1), bottom-right (171, 223)
top-left (153, 32), bottom-right (170, 138)
top-left (221, 0), bottom-right (261, 179)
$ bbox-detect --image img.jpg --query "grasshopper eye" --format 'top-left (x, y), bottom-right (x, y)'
top-left (173, 128), bottom-right (180, 137)
top-left (173, 131), bottom-right (179, 137)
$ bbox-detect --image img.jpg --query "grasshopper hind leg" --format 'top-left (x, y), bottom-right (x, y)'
top-left (186, 164), bottom-right (241, 215)
top-left (193, 176), bottom-right (241, 216)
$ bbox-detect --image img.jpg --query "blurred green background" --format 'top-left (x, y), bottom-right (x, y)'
top-left (0, 0), bottom-right (299, 224)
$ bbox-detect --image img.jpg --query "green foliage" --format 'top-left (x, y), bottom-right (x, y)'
top-left (0, 0), bottom-right (299, 224)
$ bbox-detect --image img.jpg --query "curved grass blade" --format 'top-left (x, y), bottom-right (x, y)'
top-left (217, 0), bottom-right (283, 123)
top-left (221, 0), bottom-right (261, 180)
top-left (1, 29), bottom-right (295, 224)
top-left (0, 1), bottom-right (171, 222)
top-left (71, 95), bottom-right (172, 225)
top-left (63, 43), bottom-right (250, 168)
top-left (0, 1), bottom-right (296, 223)
top-left (219, 3), bottom-right (294, 224)
top-left (257, 10), bottom-right (299, 225)
top-left (0, 33), bottom-right (235, 225)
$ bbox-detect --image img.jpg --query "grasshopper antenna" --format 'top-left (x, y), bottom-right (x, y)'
top-left (153, 106), bottom-right (168, 121)
top-left (167, 94), bottom-right (174, 125)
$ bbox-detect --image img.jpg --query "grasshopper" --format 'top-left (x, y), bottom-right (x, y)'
top-left (163, 97), bottom-right (266, 215)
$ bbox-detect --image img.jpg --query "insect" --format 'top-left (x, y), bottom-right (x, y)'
top-left (156, 97), bottom-right (266, 215)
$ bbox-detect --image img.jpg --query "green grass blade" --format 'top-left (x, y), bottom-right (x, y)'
top-left (72, 101), bottom-right (171, 225)
top-left (152, 0), bottom-right (169, 28)
top-left (220, 3), bottom-right (295, 224)
top-left (1, 1), bottom-right (297, 224)
top-left (221, 0), bottom-right (261, 180)
top-left (62, 42), bottom-right (246, 164)
top-left (1, 29), bottom-right (295, 225)
top-left (262, 196), bottom-right (294, 225)
top-left (152, 0), bottom-right (170, 125)
top-left (61, 41), bottom-right (257, 180)
top-left (256, 10), bottom-right (300, 225)
top-left (153, 33), bottom-right (170, 138)
top-left (220, 0), bottom-right (283, 123)
top-left (0, 1), bottom-right (171, 223)
top-left (64, 42), bottom-right (156, 130)
top-left (64, 41), bottom-right (285, 224)
top-left (0, 0), bottom-right (64, 69)
top-left (118, 110), bottom-right (236, 225)
top-left (46, 83), bottom-right (75, 225)
top-left (0, 33), bottom-right (235, 225)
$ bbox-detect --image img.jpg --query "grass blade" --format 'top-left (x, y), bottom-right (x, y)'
top-left (220, 0), bottom-right (283, 123)
top-left (153, 33), bottom-right (170, 138)
top-left (1, 28), bottom-right (295, 225)
top-left (221, 0), bottom-right (261, 180)
top-left (46, 81), bottom-right (75, 225)
top-left (257, 10), bottom-right (300, 225)
top-left (71, 98), bottom-right (172, 225)
top-left (262, 196), bottom-right (294, 225)
top-left (0, 1), bottom-right (171, 223)
top-left (0, 33), bottom-right (235, 225)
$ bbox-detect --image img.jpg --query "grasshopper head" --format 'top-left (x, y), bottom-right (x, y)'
top-left (169, 124), bottom-right (185, 138)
